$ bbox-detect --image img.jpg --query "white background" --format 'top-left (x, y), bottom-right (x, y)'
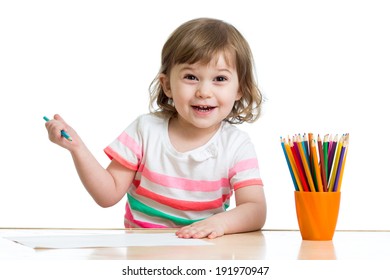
top-left (1, 0), bottom-right (389, 230)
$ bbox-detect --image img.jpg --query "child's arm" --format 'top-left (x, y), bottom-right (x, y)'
top-left (45, 114), bottom-right (135, 207)
top-left (176, 185), bottom-right (266, 239)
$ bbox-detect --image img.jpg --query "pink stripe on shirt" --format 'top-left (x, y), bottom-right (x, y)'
top-left (104, 146), bottom-right (138, 171)
top-left (233, 179), bottom-right (264, 190)
top-left (118, 131), bottom-right (142, 160)
top-left (136, 186), bottom-right (231, 211)
top-left (228, 158), bottom-right (259, 179)
top-left (141, 165), bottom-right (231, 192)
top-left (124, 203), bottom-right (167, 228)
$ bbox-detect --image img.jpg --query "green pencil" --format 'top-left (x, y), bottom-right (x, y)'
top-left (43, 116), bottom-right (72, 141)
top-left (323, 134), bottom-right (329, 186)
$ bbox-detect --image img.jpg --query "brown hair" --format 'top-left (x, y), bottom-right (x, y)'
top-left (149, 18), bottom-right (262, 124)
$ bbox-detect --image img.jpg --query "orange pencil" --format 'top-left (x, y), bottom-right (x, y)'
top-left (310, 138), bottom-right (323, 192)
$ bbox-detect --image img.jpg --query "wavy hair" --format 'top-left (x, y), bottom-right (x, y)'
top-left (149, 18), bottom-right (262, 124)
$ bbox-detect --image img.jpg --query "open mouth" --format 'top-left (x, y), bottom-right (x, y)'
top-left (192, 105), bottom-right (216, 112)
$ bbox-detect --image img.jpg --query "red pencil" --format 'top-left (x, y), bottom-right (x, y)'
top-left (289, 139), bottom-right (310, 192)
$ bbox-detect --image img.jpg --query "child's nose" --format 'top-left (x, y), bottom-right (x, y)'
top-left (195, 82), bottom-right (212, 99)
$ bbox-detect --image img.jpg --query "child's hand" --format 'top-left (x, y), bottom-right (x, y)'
top-left (176, 186), bottom-right (266, 239)
top-left (175, 218), bottom-right (225, 239)
top-left (45, 114), bottom-right (80, 151)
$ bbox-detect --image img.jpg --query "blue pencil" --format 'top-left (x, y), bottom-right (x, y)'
top-left (43, 116), bottom-right (72, 141)
top-left (280, 137), bottom-right (299, 191)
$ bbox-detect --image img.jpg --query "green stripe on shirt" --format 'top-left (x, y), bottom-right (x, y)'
top-left (128, 194), bottom-right (205, 226)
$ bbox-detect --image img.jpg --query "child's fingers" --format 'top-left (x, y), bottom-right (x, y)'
top-left (45, 116), bottom-right (73, 143)
top-left (50, 114), bottom-right (73, 134)
top-left (206, 231), bottom-right (219, 239)
top-left (53, 114), bottom-right (67, 125)
top-left (176, 223), bottom-right (222, 239)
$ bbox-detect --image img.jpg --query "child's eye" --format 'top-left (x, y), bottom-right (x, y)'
top-left (184, 74), bottom-right (198, 81)
top-left (214, 76), bottom-right (227, 82)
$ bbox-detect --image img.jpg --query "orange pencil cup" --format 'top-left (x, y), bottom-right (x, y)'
top-left (294, 191), bottom-right (341, 241)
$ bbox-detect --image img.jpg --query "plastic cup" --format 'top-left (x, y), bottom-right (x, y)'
top-left (294, 191), bottom-right (341, 241)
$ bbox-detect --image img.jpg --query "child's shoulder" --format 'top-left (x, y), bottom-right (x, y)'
top-left (133, 113), bottom-right (167, 126)
top-left (125, 113), bottom-right (167, 136)
top-left (216, 122), bottom-right (255, 153)
top-left (220, 121), bottom-right (251, 141)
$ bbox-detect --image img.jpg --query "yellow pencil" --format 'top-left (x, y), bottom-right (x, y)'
top-left (297, 137), bottom-right (316, 192)
top-left (328, 135), bottom-right (343, 192)
top-left (310, 138), bottom-right (323, 192)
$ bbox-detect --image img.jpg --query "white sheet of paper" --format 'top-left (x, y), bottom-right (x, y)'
top-left (5, 233), bottom-right (212, 249)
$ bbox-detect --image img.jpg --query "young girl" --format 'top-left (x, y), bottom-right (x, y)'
top-left (45, 18), bottom-right (266, 239)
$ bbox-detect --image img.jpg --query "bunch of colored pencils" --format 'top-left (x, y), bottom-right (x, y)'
top-left (280, 133), bottom-right (349, 192)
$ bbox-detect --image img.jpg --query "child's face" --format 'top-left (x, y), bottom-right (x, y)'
top-left (160, 52), bottom-right (242, 131)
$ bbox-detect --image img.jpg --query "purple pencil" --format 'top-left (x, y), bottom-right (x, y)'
top-left (333, 140), bottom-right (347, 192)
top-left (327, 135), bottom-right (338, 176)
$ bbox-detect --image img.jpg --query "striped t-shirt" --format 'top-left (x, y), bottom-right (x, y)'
top-left (104, 113), bottom-right (263, 228)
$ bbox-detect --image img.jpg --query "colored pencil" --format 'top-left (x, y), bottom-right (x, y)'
top-left (290, 139), bottom-right (310, 192)
top-left (284, 139), bottom-right (303, 192)
top-left (281, 133), bottom-right (349, 192)
top-left (333, 139), bottom-right (347, 192)
top-left (280, 137), bottom-right (299, 191)
top-left (43, 116), bottom-right (72, 141)
top-left (328, 135), bottom-right (343, 192)
top-left (323, 134), bottom-right (329, 185)
top-left (327, 135), bottom-right (338, 178)
top-left (297, 137), bottom-right (316, 192)
top-left (307, 133), bottom-right (315, 188)
top-left (335, 134), bottom-right (349, 192)
top-left (317, 135), bottom-right (327, 191)
top-left (302, 133), bottom-right (310, 171)
top-left (310, 138), bottom-right (323, 192)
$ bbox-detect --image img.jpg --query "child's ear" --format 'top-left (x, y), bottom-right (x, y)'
top-left (159, 74), bottom-right (172, 98)
top-left (235, 89), bottom-right (243, 101)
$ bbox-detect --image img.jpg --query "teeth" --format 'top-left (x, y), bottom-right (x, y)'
top-left (194, 105), bottom-right (212, 111)
top-left (195, 105), bottom-right (211, 108)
